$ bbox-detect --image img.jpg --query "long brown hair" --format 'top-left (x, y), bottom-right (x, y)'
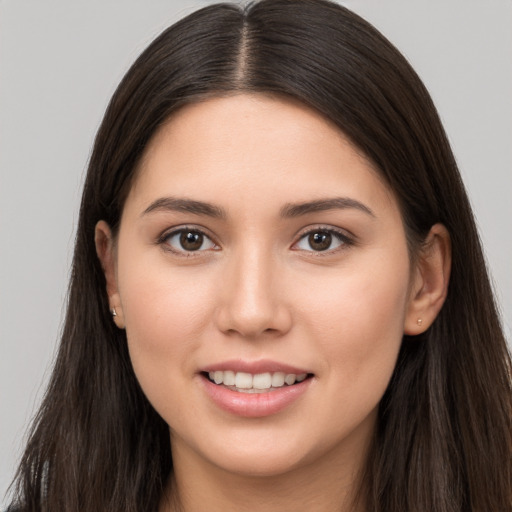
top-left (10, 0), bottom-right (511, 510)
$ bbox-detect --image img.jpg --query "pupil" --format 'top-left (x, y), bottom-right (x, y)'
top-left (180, 231), bottom-right (203, 251)
top-left (309, 232), bottom-right (331, 251)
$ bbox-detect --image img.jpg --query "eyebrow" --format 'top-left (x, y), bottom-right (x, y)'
top-left (142, 197), bottom-right (227, 219)
top-left (141, 196), bottom-right (375, 220)
top-left (280, 197), bottom-right (375, 218)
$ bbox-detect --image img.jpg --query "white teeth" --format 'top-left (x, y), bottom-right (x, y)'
top-left (284, 374), bottom-right (296, 386)
top-left (253, 372), bottom-right (272, 389)
top-left (235, 372), bottom-right (253, 389)
top-left (207, 370), bottom-right (308, 390)
top-left (223, 370), bottom-right (235, 386)
top-left (271, 372), bottom-right (285, 387)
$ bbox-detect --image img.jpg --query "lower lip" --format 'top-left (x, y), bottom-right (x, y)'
top-left (200, 374), bottom-right (312, 418)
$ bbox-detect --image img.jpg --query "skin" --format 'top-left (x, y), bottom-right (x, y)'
top-left (96, 94), bottom-right (450, 512)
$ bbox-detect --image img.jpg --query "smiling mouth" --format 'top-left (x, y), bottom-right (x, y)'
top-left (203, 370), bottom-right (313, 394)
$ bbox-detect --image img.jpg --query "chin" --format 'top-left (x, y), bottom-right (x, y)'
top-left (211, 447), bottom-right (309, 478)
top-left (173, 422), bottom-right (315, 478)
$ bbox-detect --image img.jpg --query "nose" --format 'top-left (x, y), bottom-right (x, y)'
top-left (215, 245), bottom-right (292, 339)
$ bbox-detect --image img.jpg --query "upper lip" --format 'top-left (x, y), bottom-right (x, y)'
top-left (200, 359), bottom-right (311, 375)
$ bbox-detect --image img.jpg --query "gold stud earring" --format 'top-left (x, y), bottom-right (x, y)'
top-left (417, 318), bottom-right (423, 326)
top-left (111, 307), bottom-right (117, 317)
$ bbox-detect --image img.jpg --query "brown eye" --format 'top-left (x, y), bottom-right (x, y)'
top-left (180, 231), bottom-right (204, 251)
top-left (294, 229), bottom-right (349, 253)
top-left (308, 232), bottom-right (332, 251)
top-left (163, 229), bottom-right (216, 253)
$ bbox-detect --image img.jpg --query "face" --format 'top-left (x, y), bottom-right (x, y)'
top-left (101, 94), bottom-right (420, 479)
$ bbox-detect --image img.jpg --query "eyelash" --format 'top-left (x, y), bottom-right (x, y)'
top-left (292, 226), bottom-right (354, 255)
top-left (157, 225), bottom-right (355, 256)
top-left (158, 226), bottom-right (218, 256)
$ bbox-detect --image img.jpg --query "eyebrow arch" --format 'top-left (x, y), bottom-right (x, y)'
top-left (141, 197), bottom-right (227, 219)
top-left (280, 197), bottom-right (375, 218)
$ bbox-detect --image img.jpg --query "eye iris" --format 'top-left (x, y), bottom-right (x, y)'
top-left (180, 231), bottom-right (203, 251)
top-left (308, 232), bottom-right (332, 251)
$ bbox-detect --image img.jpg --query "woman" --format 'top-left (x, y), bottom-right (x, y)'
top-left (8, 0), bottom-right (511, 510)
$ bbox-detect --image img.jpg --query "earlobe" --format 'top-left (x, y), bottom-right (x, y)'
top-left (94, 220), bottom-right (126, 329)
top-left (404, 223), bottom-right (451, 335)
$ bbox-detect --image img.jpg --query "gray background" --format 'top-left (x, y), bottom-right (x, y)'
top-left (1, 0), bottom-right (510, 506)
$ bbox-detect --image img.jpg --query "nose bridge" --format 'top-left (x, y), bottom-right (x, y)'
top-left (216, 240), bottom-right (290, 338)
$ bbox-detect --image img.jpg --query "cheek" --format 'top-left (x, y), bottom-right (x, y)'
top-left (296, 252), bottom-right (410, 402)
top-left (116, 249), bottom-right (216, 402)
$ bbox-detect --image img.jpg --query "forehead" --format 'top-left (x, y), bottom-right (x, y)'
top-left (126, 93), bottom-right (396, 217)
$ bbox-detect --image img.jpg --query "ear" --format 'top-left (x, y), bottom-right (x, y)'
top-left (95, 220), bottom-right (125, 329)
top-left (404, 223), bottom-right (451, 335)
